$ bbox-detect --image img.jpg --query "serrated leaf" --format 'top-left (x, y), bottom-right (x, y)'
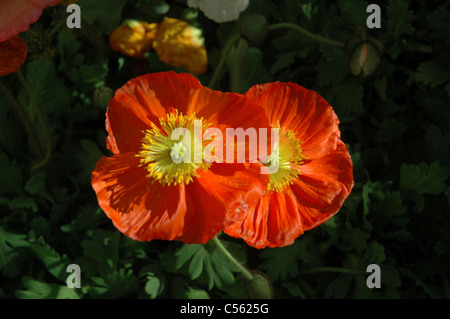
top-left (362, 241), bottom-right (386, 265)
top-left (175, 241), bottom-right (239, 290)
top-left (399, 161), bottom-right (450, 195)
top-left (16, 277), bottom-right (80, 299)
top-left (387, 0), bottom-right (415, 39)
top-left (31, 242), bottom-right (72, 282)
top-left (7, 196), bottom-right (38, 213)
top-left (25, 58), bottom-right (71, 115)
top-left (25, 171), bottom-right (46, 195)
top-left (415, 61), bottom-right (448, 87)
top-left (342, 223), bottom-right (370, 253)
top-left (337, 0), bottom-right (369, 26)
top-left (78, 0), bottom-right (127, 34)
top-left (326, 80), bottom-right (364, 115)
top-left (270, 51), bottom-right (296, 74)
top-left (259, 239), bottom-right (313, 281)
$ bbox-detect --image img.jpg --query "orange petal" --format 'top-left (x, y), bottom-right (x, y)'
top-left (180, 163), bottom-right (269, 243)
top-left (245, 82), bottom-right (341, 159)
top-left (224, 190), bottom-right (304, 249)
top-left (0, 36), bottom-right (27, 76)
top-left (187, 87), bottom-right (272, 162)
top-left (225, 140), bottom-right (353, 248)
top-left (0, 0), bottom-right (61, 42)
top-left (91, 152), bottom-right (188, 241)
top-left (106, 72), bottom-right (202, 154)
top-left (292, 140), bottom-right (354, 231)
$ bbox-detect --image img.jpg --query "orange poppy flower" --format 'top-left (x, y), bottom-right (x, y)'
top-left (109, 20), bottom-right (159, 59)
top-left (0, 0), bottom-right (61, 42)
top-left (91, 71), bottom-right (270, 244)
top-left (0, 36), bottom-right (28, 76)
top-left (224, 82), bottom-right (354, 248)
top-left (153, 17), bottom-right (208, 75)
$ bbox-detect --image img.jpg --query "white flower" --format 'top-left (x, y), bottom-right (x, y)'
top-left (187, 0), bottom-right (249, 23)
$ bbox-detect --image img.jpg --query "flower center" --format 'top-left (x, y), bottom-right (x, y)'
top-left (263, 125), bottom-right (304, 192)
top-left (137, 111), bottom-right (210, 186)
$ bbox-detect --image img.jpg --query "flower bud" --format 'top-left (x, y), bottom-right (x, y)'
top-left (243, 270), bottom-right (273, 299)
top-left (239, 14), bottom-right (268, 45)
top-left (346, 33), bottom-right (383, 78)
top-left (94, 86), bottom-right (114, 110)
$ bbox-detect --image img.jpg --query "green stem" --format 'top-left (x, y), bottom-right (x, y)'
top-left (212, 236), bottom-right (254, 281)
top-left (0, 80), bottom-right (42, 158)
top-left (230, 38), bottom-right (248, 93)
top-left (208, 33), bottom-right (240, 90)
top-left (17, 68), bottom-right (52, 174)
top-left (299, 266), bottom-right (366, 276)
top-left (268, 23), bottom-right (345, 48)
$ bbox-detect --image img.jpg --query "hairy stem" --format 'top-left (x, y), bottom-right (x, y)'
top-left (268, 23), bottom-right (345, 48)
top-left (208, 33), bottom-right (240, 90)
top-left (212, 236), bottom-right (254, 281)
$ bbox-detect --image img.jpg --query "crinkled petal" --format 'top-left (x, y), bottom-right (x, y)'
top-left (245, 82), bottom-right (341, 159)
top-left (106, 72), bottom-right (202, 154)
top-left (187, 87), bottom-right (272, 162)
top-left (91, 152), bottom-right (187, 241)
top-left (225, 141), bottom-right (353, 248)
top-left (180, 163), bottom-right (269, 243)
top-left (291, 140), bottom-right (354, 230)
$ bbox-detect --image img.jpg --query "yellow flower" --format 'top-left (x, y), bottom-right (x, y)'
top-left (109, 20), bottom-right (158, 59)
top-left (153, 17), bottom-right (207, 75)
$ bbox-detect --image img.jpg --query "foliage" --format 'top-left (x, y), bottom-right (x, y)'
top-left (0, 0), bottom-right (449, 299)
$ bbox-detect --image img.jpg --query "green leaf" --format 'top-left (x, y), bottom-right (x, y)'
top-left (7, 196), bottom-right (38, 213)
top-left (324, 274), bottom-right (353, 298)
top-left (362, 241), bottom-right (386, 265)
top-left (325, 80), bottom-right (364, 115)
top-left (427, 7), bottom-right (450, 45)
top-left (270, 51), bottom-right (296, 74)
top-left (25, 171), bottom-right (46, 195)
top-left (25, 58), bottom-right (71, 115)
top-left (415, 61), bottom-right (449, 87)
top-left (425, 124), bottom-right (450, 165)
top-left (16, 277), bottom-right (80, 299)
top-left (78, 0), bottom-right (128, 34)
top-left (144, 275), bottom-right (163, 299)
top-left (316, 57), bottom-right (349, 87)
top-left (337, 0), bottom-right (369, 26)
top-left (387, 0), bottom-right (415, 39)
top-left (175, 242), bottom-right (239, 290)
top-left (399, 161), bottom-right (450, 195)
top-left (377, 118), bottom-right (407, 144)
top-left (0, 152), bottom-right (22, 195)
top-left (342, 223), bottom-right (370, 253)
top-left (31, 241), bottom-right (72, 282)
top-left (258, 239), bottom-right (314, 281)
top-left (0, 228), bottom-right (29, 278)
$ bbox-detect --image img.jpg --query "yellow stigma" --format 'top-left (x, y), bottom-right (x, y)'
top-left (136, 111), bottom-right (210, 186)
top-left (263, 124), bottom-right (304, 192)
